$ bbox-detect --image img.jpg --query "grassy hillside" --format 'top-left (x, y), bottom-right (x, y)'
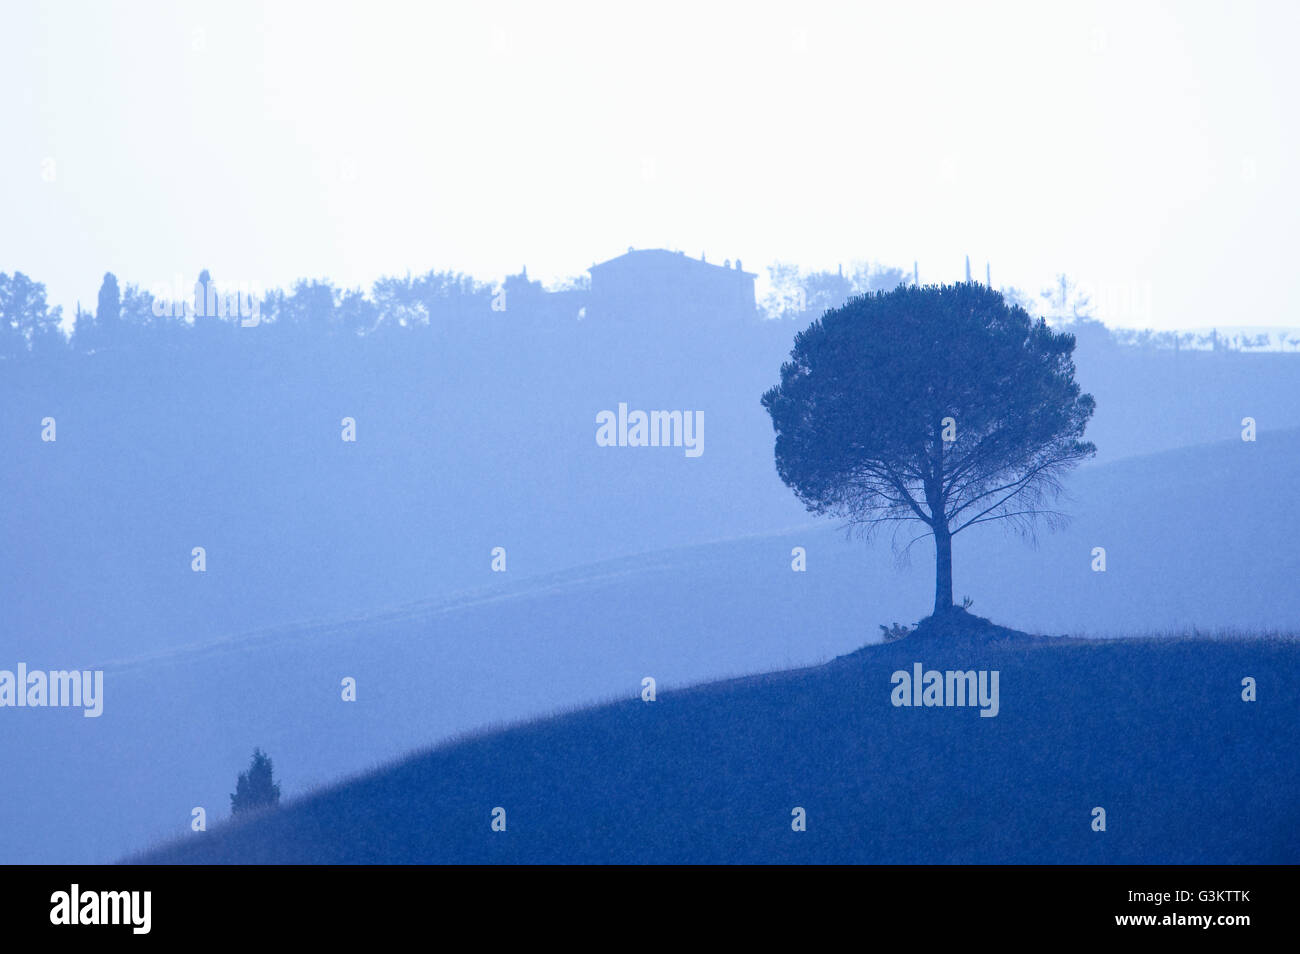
top-left (9, 429), bottom-right (1300, 864)
top-left (133, 614), bottom-right (1300, 864)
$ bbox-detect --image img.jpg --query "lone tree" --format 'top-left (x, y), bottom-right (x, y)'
top-left (761, 282), bottom-right (1096, 617)
top-left (230, 748), bottom-right (281, 816)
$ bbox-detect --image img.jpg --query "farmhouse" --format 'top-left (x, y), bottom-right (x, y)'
top-left (586, 247), bottom-right (758, 322)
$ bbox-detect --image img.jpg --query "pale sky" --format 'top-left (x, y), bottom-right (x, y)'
top-left (2, 0), bottom-right (1296, 330)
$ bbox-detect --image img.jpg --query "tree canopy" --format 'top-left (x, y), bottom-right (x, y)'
top-left (761, 281), bottom-right (1096, 617)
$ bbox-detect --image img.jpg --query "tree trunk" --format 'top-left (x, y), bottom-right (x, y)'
top-left (933, 525), bottom-right (953, 615)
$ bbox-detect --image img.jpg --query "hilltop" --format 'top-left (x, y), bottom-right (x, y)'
top-left (132, 623), bottom-right (1299, 864)
top-left (5, 429), bottom-right (1299, 865)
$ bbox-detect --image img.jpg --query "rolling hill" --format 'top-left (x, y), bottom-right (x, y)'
top-left (3, 429), bottom-right (1299, 864)
top-left (132, 615), bottom-right (1300, 864)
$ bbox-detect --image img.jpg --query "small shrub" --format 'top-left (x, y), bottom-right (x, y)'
top-left (879, 622), bottom-right (912, 642)
top-left (231, 748), bottom-right (281, 816)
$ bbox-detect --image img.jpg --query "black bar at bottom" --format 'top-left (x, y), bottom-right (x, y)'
top-left (3, 864), bottom-right (1283, 940)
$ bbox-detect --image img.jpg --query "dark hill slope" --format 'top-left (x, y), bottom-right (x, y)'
top-left (134, 622), bottom-right (1299, 864)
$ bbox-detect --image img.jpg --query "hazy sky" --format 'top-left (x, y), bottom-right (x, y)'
top-left (2, 0), bottom-right (1296, 330)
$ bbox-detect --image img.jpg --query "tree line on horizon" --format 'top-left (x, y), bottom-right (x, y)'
top-left (0, 267), bottom-right (502, 359)
top-left (2, 263), bottom-right (1297, 362)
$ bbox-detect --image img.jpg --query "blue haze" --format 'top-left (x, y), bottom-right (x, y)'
top-left (1, 254), bottom-right (1298, 863)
